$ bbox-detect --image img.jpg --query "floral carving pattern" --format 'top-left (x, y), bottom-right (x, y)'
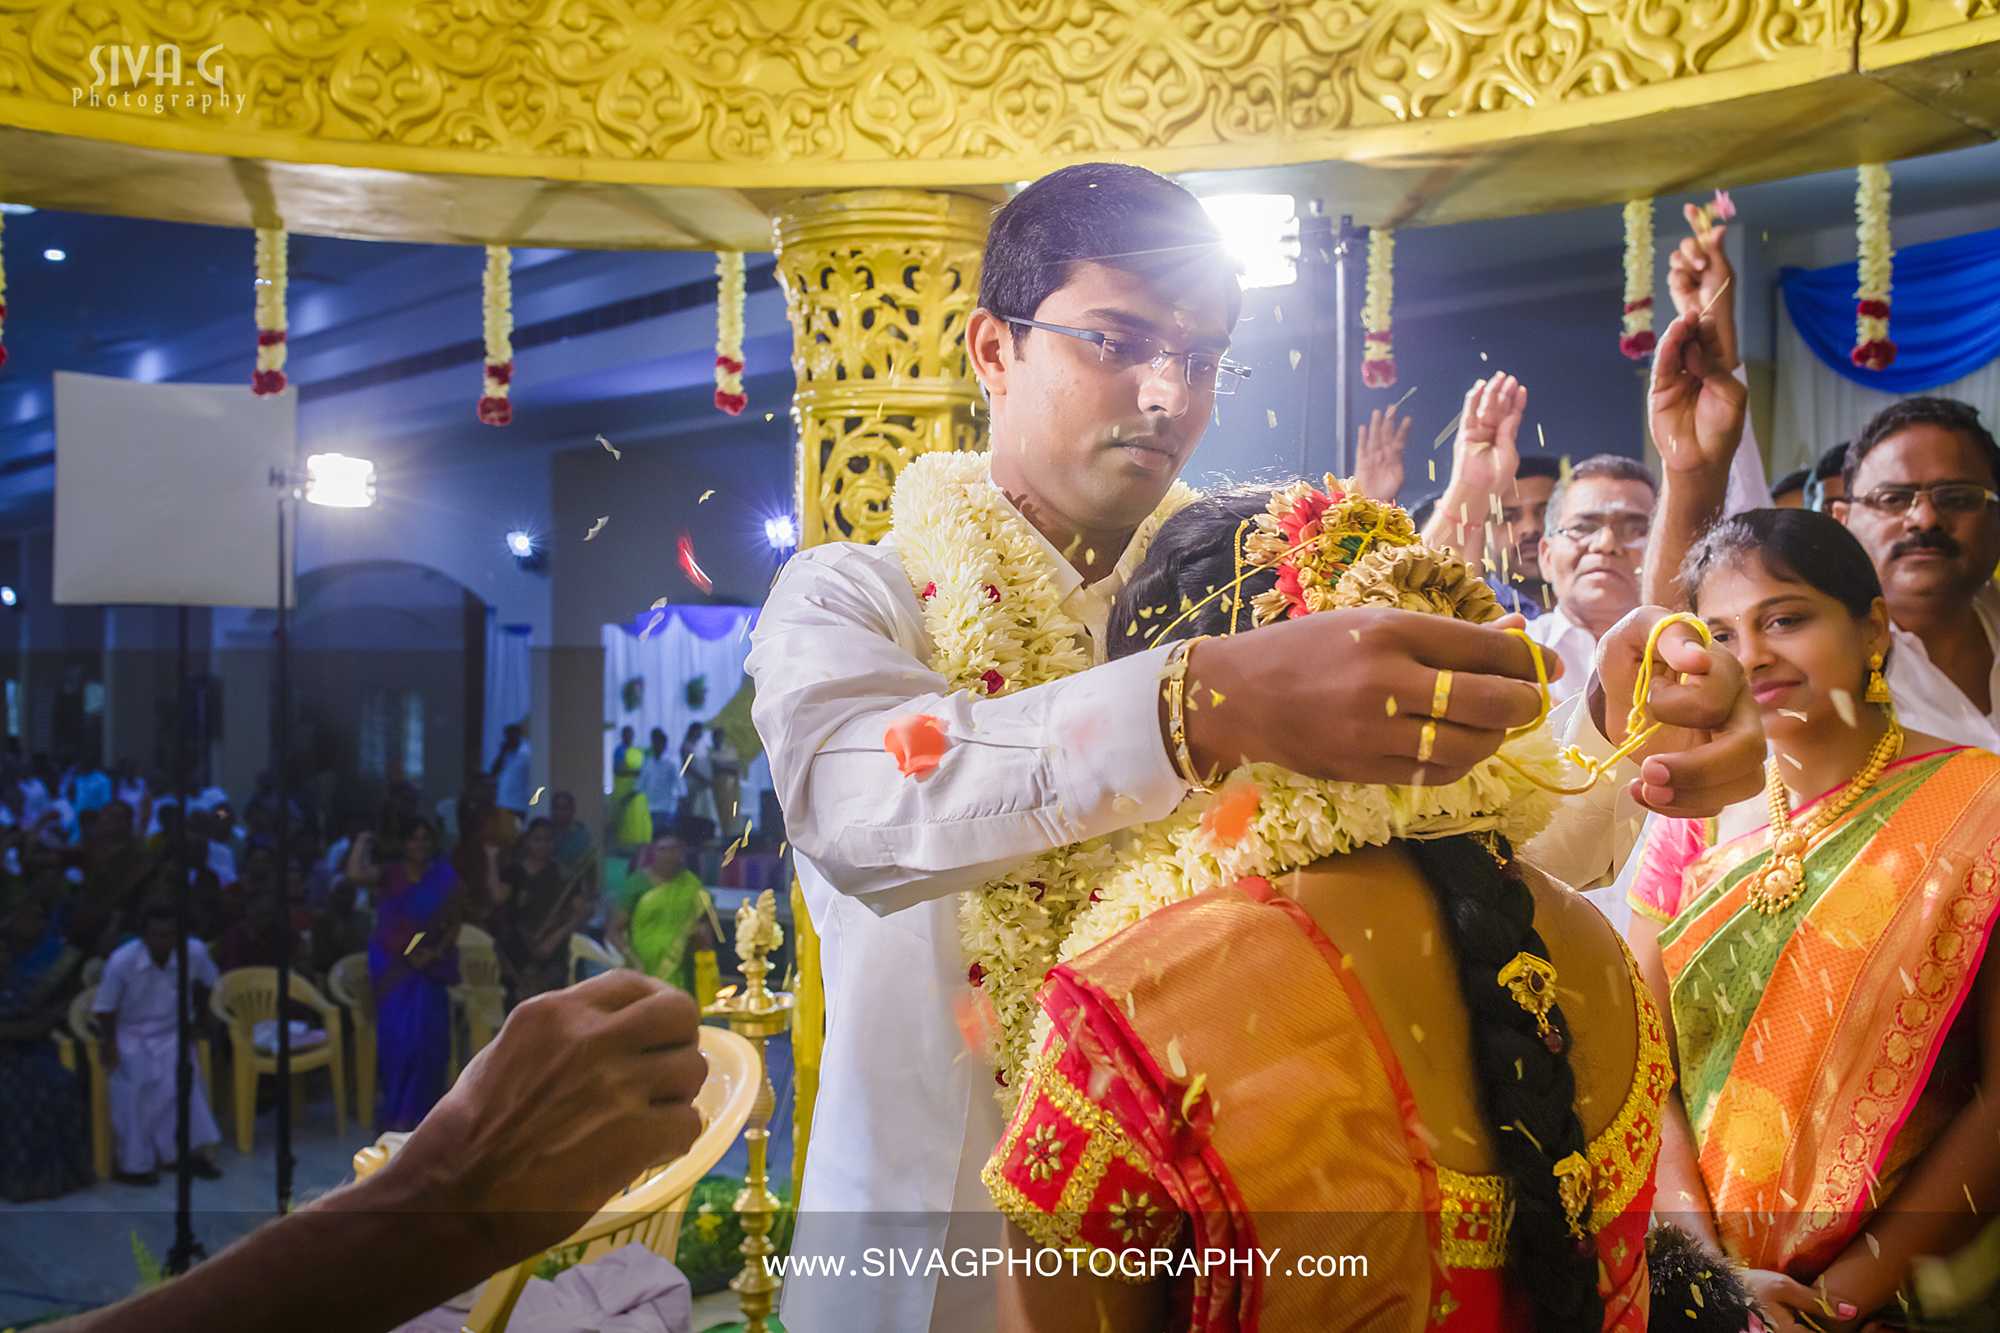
top-left (0, 0), bottom-right (1953, 179)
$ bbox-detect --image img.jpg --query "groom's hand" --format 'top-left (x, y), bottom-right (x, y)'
top-left (1185, 607), bottom-right (1552, 787)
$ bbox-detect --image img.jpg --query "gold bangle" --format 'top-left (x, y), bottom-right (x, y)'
top-left (1431, 669), bottom-right (1454, 720)
top-left (1162, 636), bottom-right (1212, 792)
top-left (1416, 719), bottom-right (1437, 765)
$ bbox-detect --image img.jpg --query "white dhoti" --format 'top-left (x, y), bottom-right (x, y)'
top-left (109, 1028), bottom-right (220, 1174)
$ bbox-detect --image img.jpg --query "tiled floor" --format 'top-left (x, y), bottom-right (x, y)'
top-left (0, 1029), bottom-right (794, 1328)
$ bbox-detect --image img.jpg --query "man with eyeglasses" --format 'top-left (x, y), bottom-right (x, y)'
top-left (1839, 396), bottom-right (2000, 748)
top-left (747, 163), bottom-right (1765, 1333)
top-left (1523, 456), bottom-right (1658, 702)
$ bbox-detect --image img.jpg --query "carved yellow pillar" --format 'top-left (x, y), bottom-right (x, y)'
top-left (774, 189), bottom-right (990, 1199)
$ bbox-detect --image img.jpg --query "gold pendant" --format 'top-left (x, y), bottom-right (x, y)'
top-left (1752, 861), bottom-right (1805, 915)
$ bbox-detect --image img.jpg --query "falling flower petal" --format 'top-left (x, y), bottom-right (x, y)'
top-left (530, 786), bottom-right (545, 806)
top-left (597, 433), bottom-right (622, 460)
top-left (1266, 409), bottom-right (1278, 429)
top-left (1289, 349), bottom-right (1302, 370)
top-left (584, 516), bottom-right (609, 541)
top-left (404, 931), bottom-right (425, 956)
top-left (1166, 1036), bottom-right (1188, 1079)
top-left (1199, 782), bottom-right (1263, 846)
top-left (677, 535), bottom-right (714, 593)
top-left (699, 489), bottom-right (715, 503)
top-left (884, 713), bottom-right (951, 778)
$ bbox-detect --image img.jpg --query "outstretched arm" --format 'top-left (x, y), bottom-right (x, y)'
top-left (1640, 314), bottom-right (1747, 609)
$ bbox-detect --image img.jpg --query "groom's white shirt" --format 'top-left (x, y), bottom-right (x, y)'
top-left (747, 487), bottom-right (1641, 1333)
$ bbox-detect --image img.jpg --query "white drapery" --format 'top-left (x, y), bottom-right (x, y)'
top-left (1773, 309), bottom-right (2000, 478)
top-left (483, 614), bottom-right (533, 773)
top-left (601, 607), bottom-right (759, 804)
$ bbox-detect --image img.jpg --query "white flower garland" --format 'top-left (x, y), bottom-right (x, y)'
top-left (714, 251), bottom-right (747, 415)
top-left (1852, 164), bottom-right (1896, 371)
top-left (1058, 732), bottom-right (1572, 976)
top-left (1619, 199), bottom-right (1655, 360)
top-left (890, 450), bottom-right (1196, 1109)
top-left (252, 227), bottom-right (288, 395)
top-left (479, 245), bottom-right (513, 426)
top-left (1361, 228), bottom-right (1395, 389)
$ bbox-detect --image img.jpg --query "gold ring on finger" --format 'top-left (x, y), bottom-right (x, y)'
top-left (1417, 720), bottom-right (1438, 765)
top-left (1431, 669), bottom-right (1454, 721)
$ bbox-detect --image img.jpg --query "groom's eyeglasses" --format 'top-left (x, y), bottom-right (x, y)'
top-left (1001, 317), bottom-right (1252, 396)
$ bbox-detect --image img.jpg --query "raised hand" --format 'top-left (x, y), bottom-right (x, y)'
top-left (1667, 202), bottom-right (1738, 370)
top-left (1352, 404), bottom-right (1411, 502)
top-left (1648, 314), bottom-right (1747, 477)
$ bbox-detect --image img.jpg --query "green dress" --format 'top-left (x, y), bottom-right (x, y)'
top-left (629, 870), bottom-right (712, 993)
top-left (608, 743), bottom-right (653, 850)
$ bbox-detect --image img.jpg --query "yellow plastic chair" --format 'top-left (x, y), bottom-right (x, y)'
top-left (60, 985), bottom-right (213, 1181)
top-left (325, 952), bottom-right (376, 1135)
top-left (353, 1024), bottom-right (760, 1332)
top-left (208, 967), bottom-right (347, 1154)
top-left (567, 932), bottom-right (624, 985)
top-left (450, 924), bottom-right (506, 1081)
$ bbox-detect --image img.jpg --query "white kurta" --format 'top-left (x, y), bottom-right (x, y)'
top-left (95, 937), bottom-right (222, 1173)
top-left (1522, 604), bottom-right (1597, 705)
top-left (1885, 581), bottom-right (2000, 751)
top-left (748, 495), bottom-right (1641, 1333)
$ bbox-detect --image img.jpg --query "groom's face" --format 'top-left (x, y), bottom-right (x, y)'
top-left (983, 262), bottom-right (1233, 534)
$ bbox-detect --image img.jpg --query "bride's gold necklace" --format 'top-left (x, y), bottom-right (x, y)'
top-left (1749, 719), bottom-right (1904, 916)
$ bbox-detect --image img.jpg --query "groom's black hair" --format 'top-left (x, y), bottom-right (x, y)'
top-left (978, 164), bottom-right (1242, 335)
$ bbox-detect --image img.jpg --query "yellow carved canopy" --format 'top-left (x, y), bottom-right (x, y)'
top-left (0, 0), bottom-right (1994, 245)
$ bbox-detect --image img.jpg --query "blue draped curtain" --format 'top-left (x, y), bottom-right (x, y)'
top-left (1780, 225), bottom-right (2000, 394)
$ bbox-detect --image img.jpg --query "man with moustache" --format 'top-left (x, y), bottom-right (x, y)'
top-left (748, 163), bottom-right (1764, 1333)
top-left (1523, 456), bottom-right (1659, 702)
top-left (1839, 397), bottom-right (2000, 748)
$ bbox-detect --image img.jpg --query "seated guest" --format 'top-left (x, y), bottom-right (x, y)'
top-left (451, 798), bottom-right (504, 929)
top-left (493, 819), bottom-right (589, 1004)
top-left (610, 834), bottom-right (713, 994)
top-left (547, 790), bottom-right (597, 903)
top-left (0, 884), bottom-right (92, 1200)
top-left (64, 799), bottom-right (154, 955)
top-left (94, 900), bottom-right (223, 1185)
top-left (367, 818), bottom-right (461, 1132)
top-left (214, 854), bottom-right (311, 974)
top-left (310, 876), bottom-right (371, 980)
top-left (1524, 455), bottom-right (1656, 702)
top-left (1632, 508), bottom-right (1999, 1326)
top-left (1770, 466), bottom-right (1809, 508)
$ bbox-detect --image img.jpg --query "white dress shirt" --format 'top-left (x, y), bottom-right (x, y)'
top-left (495, 740), bottom-right (534, 812)
top-left (1522, 604), bottom-right (1597, 705)
top-left (1884, 582), bottom-right (2000, 751)
top-left (747, 491), bottom-right (1640, 1333)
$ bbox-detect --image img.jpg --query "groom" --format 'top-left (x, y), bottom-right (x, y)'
top-left (748, 163), bottom-right (1763, 1333)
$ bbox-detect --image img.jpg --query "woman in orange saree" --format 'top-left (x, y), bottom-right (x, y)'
top-left (984, 484), bottom-right (1674, 1333)
top-left (1631, 510), bottom-right (2000, 1330)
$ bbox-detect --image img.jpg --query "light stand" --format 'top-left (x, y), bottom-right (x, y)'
top-left (166, 603), bottom-right (205, 1272)
top-left (267, 453), bottom-right (375, 1215)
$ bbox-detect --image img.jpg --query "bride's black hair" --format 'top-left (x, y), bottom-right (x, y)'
top-left (1109, 490), bottom-right (1603, 1332)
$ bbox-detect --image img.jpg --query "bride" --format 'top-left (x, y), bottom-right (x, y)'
top-left (983, 481), bottom-right (1680, 1333)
